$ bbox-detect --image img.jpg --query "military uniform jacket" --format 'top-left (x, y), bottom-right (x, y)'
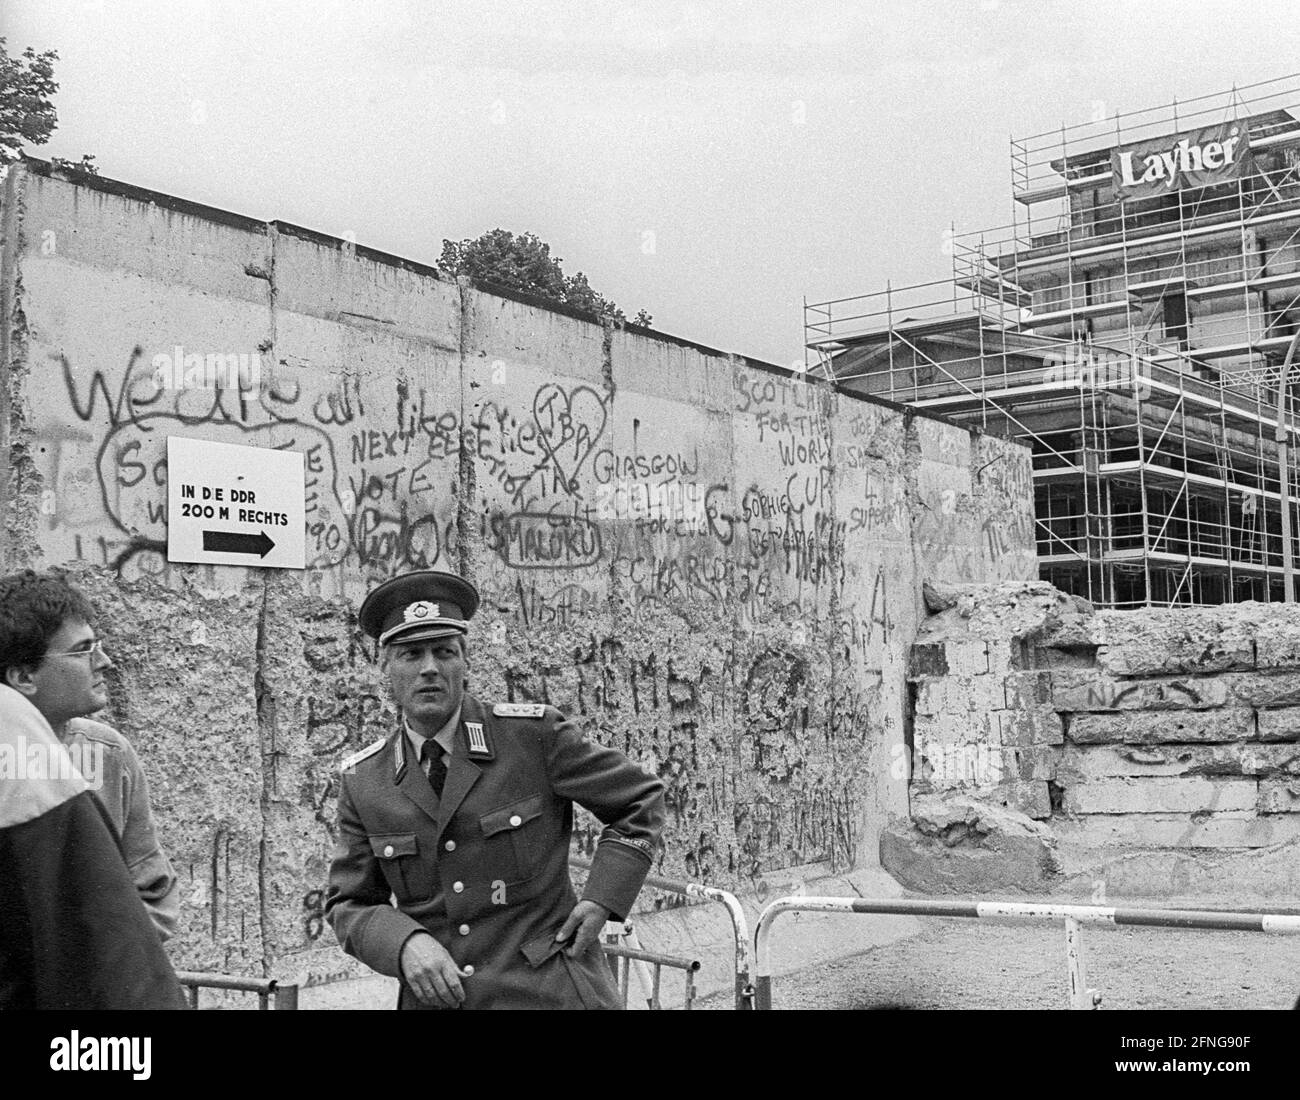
top-left (325, 694), bottom-right (665, 1009)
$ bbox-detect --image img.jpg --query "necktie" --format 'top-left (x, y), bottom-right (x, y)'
top-left (421, 739), bottom-right (448, 798)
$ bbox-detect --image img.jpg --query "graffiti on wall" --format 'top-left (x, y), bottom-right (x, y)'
top-left (32, 332), bottom-right (1031, 964)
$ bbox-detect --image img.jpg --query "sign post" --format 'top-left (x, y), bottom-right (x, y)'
top-left (166, 437), bottom-right (306, 569)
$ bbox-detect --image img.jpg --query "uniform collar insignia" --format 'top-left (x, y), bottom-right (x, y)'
top-left (463, 720), bottom-right (494, 760)
top-left (392, 730), bottom-right (407, 783)
top-left (492, 702), bottom-right (546, 719)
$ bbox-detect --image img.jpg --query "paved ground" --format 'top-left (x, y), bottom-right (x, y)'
top-left (696, 919), bottom-right (1300, 1010)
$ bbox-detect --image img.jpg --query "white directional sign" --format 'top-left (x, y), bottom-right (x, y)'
top-left (166, 437), bottom-right (306, 569)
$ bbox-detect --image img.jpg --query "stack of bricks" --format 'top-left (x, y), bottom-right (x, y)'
top-left (1052, 604), bottom-right (1300, 849)
top-left (909, 584), bottom-right (1300, 850)
top-left (909, 581), bottom-right (1081, 821)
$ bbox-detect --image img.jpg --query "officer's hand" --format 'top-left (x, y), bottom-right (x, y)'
top-left (556, 899), bottom-right (612, 958)
top-left (400, 932), bottom-right (470, 1008)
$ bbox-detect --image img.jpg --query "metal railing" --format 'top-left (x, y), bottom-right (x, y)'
top-left (175, 971), bottom-right (299, 1010)
top-left (571, 855), bottom-right (754, 1009)
top-left (752, 896), bottom-right (1300, 1010)
top-left (601, 931), bottom-right (701, 1010)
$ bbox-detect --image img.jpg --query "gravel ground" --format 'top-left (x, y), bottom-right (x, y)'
top-left (696, 919), bottom-right (1300, 1010)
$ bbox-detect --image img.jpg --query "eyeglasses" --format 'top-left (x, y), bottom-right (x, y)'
top-left (42, 639), bottom-right (108, 662)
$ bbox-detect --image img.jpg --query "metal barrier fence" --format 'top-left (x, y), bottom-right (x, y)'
top-left (752, 897), bottom-right (1300, 1010)
top-left (176, 971), bottom-right (299, 1010)
top-left (571, 855), bottom-right (754, 1009)
top-left (602, 936), bottom-right (701, 1010)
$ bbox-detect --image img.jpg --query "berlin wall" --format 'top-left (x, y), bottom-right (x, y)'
top-left (0, 162), bottom-right (1036, 982)
top-left (893, 581), bottom-right (1300, 902)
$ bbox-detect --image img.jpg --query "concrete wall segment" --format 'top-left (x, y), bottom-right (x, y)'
top-left (6, 164), bottom-right (1036, 980)
top-left (902, 584), bottom-right (1300, 894)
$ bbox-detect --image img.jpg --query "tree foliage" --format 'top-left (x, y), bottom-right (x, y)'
top-left (0, 39), bottom-right (98, 174)
top-left (439, 228), bottom-right (651, 326)
top-left (0, 39), bottom-right (58, 167)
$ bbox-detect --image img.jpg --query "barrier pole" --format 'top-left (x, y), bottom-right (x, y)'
top-left (753, 896), bottom-right (1300, 1010)
top-left (613, 921), bottom-right (659, 1009)
top-left (1064, 917), bottom-right (1100, 1010)
top-left (175, 971), bottom-right (299, 1010)
top-left (571, 856), bottom-right (754, 1008)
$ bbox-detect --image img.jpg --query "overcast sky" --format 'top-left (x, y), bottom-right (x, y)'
top-left (5, 0), bottom-right (1299, 366)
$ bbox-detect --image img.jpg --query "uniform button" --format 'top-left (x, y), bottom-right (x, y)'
top-left (509, 815), bottom-right (522, 827)
top-left (453, 881), bottom-right (464, 893)
top-left (444, 840), bottom-right (456, 852)
top-left (458, 924), bottom-right (470, 936)
top-left (383, 845), bottom-right (394, 858)
top-left (463, 965), bottom-right (475, 977)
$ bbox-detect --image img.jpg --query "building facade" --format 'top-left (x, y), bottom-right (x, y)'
top-left (809, 75), bottom-right (1300, 608)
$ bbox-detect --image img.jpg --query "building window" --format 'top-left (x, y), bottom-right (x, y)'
top-left (1163, 292), bottom-right (1190, 350)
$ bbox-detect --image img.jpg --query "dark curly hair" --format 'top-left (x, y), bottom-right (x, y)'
top-left (0, 570), bottom-right (97, 684)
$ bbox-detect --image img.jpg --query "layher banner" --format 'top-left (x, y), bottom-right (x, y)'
top-left (1111, 119), bottom-right (1254, 201)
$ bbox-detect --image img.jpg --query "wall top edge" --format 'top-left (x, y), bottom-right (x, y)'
top-left (21, 156), bottom-right (269, 236)
top-left (14, 158), bottom-right (1006, 445)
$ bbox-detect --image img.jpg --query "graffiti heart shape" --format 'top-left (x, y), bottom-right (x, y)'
top-left (531, 383), bottom-right (607, 493)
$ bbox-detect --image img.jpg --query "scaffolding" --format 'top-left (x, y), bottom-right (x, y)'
top-left (806, 74), bottom-right (1300, 608)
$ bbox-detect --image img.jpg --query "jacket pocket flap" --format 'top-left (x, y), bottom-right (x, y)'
top-left (368, 833), bottom-right (417, 859)
top-left (479, 794), bottom-right (544, 837)
top-left (519, 927), bottom-right (569, 968)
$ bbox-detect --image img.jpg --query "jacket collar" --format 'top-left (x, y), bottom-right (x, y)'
top-left (435, 695), bottom-right (488, 840)
top-left (391, 694), bottom-right (490, 832)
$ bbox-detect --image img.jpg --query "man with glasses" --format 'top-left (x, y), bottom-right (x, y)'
top-left (0, 570), bottom-right (180, 941)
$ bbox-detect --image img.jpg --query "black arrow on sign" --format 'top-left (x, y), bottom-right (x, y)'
top-left (202, 530), bottom-right (276, 558)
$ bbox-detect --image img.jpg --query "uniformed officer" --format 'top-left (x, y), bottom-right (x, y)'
top-left (325, 570), bottom-right (666, 1009)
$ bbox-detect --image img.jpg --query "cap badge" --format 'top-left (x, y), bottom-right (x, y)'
top-left (404, 601), bottom-right (439, 622)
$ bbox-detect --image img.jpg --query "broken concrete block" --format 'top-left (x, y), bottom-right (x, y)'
top-left (1095, 608), bottom-right (1256, 676)
top-left (1068, 708), bottom-right (1254, 745)
top-left (1256, 707), bottom-right (1300, 742)
top-left (993, 779), bottom-right (1052, 819)
top-left (913, 581), bottom-right (1078, 644)
top-left (1035, 609), bottom-right (1103, 650)
top-left (1226, 672), bottom-right (1300, 709)
top-left (1033, 645), bottom-right (1101, 670)
top-left (1003, 670), bottom-right (1052, 710)
top-left (913, 678), bottom-right (946, 718)
top-left (878, 793), bottom-right (1060, 893)
top-left (909, 643), bottom-right (949, 679)
top-left (997, 708), bottom-right (1064, 747)
top-left (915, 726), bottom-right (1003, 789)
top-left (1257, 779), bottom-right (1300, 815)
top-left (1253, 613), bottom-right (1300, 669)
top-left (998, 746), bottom-right (1058, 781)
top-left (1062, 776), bottom-right (1257, 815)
top-left (944, 641), bottom-right (990, 678)
top-left (922, 580), bottom-right (959, 613)
top-left (914, 713), bottom-right (998, 754)
top-left (1052, 672), bottom-right (1228, 712)
top-left (963, 673), bottom-right (1011, 713)
top-left (1053, 812), bottom-right (1300, 849)
top-left (1060, 742), bottom-right (1300, 780)
top-left (987, 638), bottom-right (1034, 674)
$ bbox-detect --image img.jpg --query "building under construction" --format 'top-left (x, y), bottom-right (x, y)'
top-left (808, 75), bottom-right (1300, 609)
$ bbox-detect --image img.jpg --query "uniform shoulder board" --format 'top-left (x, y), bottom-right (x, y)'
top-left (340, 738), bottom-right (386, 771)
top-left (493, 703), bottom-right (547, 719)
